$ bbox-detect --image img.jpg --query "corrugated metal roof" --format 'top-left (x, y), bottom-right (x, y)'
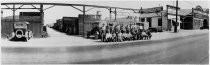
top-left (179, 9), bottom-right (192, 15)
top-left (139, 9), bottom-right (193, 18)
top-left (2, 15), bottom-right (19, 20)
top-left (139, 13), bottom-right (162, 18)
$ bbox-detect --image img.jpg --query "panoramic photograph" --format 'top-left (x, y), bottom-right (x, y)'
top-left (1, 0), bottom-right (209, 64)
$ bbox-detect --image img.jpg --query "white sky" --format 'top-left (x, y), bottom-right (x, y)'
top-left (1, 0), bottom-right (209, 24)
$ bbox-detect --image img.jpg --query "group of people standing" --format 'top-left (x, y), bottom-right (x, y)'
top-left (89, 23), bottom-right (152, 42)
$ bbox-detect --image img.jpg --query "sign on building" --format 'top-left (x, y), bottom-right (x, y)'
top-left (193, 7), bottom-right (208, 19)
top-left (167, 5), bottom-right (180, 10)
top-left (140, 6), bottom-right (163, 13)
top-left (167, 5), bottom-right (180, 15)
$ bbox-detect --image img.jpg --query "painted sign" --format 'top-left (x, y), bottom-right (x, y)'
top-left (193, 5), bottom-right (208, 19)
top-left (167, 5), bottom-right (180, 15)
top-left (167, 5), bottom-right (180, 10)
top-left (140, 6), bottom-right (163, 13)
top-left (193, 10), bottom-right (208, 19)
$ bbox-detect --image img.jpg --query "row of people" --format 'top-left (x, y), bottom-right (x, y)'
top-left (90, 24), bottom-right (152, 42)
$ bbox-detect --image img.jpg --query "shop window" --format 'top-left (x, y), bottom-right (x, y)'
top-left (172, 20), bottom-right (175, 26)
top-left (141, 18), bottom-right (145, 22)
top-left (158, 18), bottom-right (162, 26)
top-left (147, 18), bottom-right (152, 22)
top-left (147, 18), bottom-right (152, 27)
top-left (172, 20), bottom-right (180, 26)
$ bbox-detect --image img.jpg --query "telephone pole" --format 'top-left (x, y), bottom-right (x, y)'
top-left (174, 0), bottom-right (178, 32)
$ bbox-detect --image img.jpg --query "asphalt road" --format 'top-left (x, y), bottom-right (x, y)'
top-left (1, 33), bottom-right (209, 64)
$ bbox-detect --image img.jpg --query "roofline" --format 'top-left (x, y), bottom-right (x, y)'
top-left (1, 2), bottom-right (140, 11)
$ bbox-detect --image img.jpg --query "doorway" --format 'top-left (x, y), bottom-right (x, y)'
top-left (203, 19), bottom-right (208, 27)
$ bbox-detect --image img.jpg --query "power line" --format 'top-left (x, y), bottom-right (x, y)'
top-left (173, 1), bottom-right (175, 6)
top-left (191, 1), bottom-right (198, 6)
top-left (181, 1), bottom-right (196, 8)
top-left (184, 1), bottom-right (196, 6)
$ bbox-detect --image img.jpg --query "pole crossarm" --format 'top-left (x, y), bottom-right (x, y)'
top-left (43, 5), bottom-right (55, 11)
top-left (5, 4), bottom-right (11, 9)
top-left (106, 8), bottom-right (116, 14)
top-left (85, 7), bottom-right (94, 12)
top-left (132, 10), bottom-right (138, 13)
top-left (4, 5), bottom-right (13, 11)
top-left (2, 8), bottom-right (41, 9)
top-left (106, 8), bottom-right (110, 11)
top-left (31, 4), bottom-right (40, 11)
top-left (1, 3), bottom-right (140, 11)
top-left (70, 5), bottom-right (83, 12)
top-left (113, 8), bottom-right (117, 15)
top-left (17, 4), bottom-right (24, 9)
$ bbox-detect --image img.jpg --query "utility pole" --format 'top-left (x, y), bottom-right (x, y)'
top-left (40, 4), bottom-right (44, 37)
top-left (83, 6), bottom-right (86, 37)
top-left (13, 4), bottom-right (15, 28)
top-left (174, 0), bottom-right (178, 32)
top-left (114, 8), bottom-right (116, 20)
top-left (109, 8), bottom-right (112, 21)
top-left (1, 11), bottom-right (3, 19)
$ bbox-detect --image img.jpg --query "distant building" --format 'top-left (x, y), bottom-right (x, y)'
top-left (1, 15), bottom-right (19, 38)
top-left (139, 12), bottom-right (169, 31)
top-left (180, 6), bottom-right (209, 29)
top-left (138, 5), bottom-right (209, 32)
top-left (78, 14), bottom-right (101, 36)
top-left (139, 10), bottom-right (184, 31)
top-left (1, 12), bottom-right (44, 38)
top-left (62, 17), bottom-right (79, 35)
top-left (19, 12), bottom-right (43, 38)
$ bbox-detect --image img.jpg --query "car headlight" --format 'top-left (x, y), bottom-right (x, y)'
top-left (15, 29), bottom-right (23, 38)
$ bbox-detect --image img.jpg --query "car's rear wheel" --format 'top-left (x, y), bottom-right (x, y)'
top-left (24, 37), bottom-right (28, 42)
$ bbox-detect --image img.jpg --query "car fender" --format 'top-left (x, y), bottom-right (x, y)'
top-left (29, 31), bottom-right (33, 38)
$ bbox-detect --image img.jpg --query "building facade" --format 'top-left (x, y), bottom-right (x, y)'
top-left (19, 12), bottom-right (43, 38)
top-left (139, 5), bottom-right (209, 31)
top-left (1, 12), bottom-right (44, 38)
top-left (139, 11), bottom-right (181, 32)
top-left (180, 6), bottom-right (209, 29)
top-left (78, 14), bottom-right (101, 36)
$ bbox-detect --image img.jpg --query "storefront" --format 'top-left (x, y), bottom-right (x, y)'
top-left (180, 6), bottom-right (209, 29)
top-left (167, 15), bottom-right (182, 31)
top-left (139, 5), bottom-right (209, 31)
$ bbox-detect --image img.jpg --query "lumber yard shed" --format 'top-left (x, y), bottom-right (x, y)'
top-left (19, 12), bottom-right (44, 38)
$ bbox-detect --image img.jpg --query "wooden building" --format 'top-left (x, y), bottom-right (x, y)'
top-left (78, 14), bottom-right (101, 36)
top-left (62, 17), bottom-right (79, 35)
top-left (138, 5), bottom-right (209, 32)
top-left (1, 16), bottom-right (19, 38)
top-left (19, 12), bottom-right (43, 38)
top-left (180, 6), bottom-right (209, 29)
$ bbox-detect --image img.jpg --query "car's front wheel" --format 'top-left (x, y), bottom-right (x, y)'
top-left (25, 37), bottom-right (28, 42)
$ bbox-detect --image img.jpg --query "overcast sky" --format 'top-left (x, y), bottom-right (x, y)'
top-left (1, 0), bottom-right (209, 24)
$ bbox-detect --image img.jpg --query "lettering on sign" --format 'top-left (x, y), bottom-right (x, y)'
top-left (193, 9), bottom-right (208, 19)
top-left (167, 5), bottom-right (180, 10)
top-left (140, 6), bottom-right (163, 13)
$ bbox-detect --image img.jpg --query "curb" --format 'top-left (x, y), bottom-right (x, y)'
top-left (2, 33), bottom-right (208, 53)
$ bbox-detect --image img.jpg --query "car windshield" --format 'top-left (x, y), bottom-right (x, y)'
top-left (14, 23), bottom-right (27, 28)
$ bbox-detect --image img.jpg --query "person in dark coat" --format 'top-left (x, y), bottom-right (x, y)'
top-left (100, 23), bottom-right (106, 42)
top-left (146, 29), bottom-right (152, 39)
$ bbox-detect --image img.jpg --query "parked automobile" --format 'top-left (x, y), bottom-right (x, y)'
top-left (10, 22), bottom-right (33, 41)
top-left (200, 26), bottom-right (209, 30)
top-left (148, 27), bottom-right (158, 33)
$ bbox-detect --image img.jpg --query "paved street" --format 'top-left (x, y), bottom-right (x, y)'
top-left (1, 27), bottom-right (209, 47)
top-left (1, 29), bottom-right (209, 64)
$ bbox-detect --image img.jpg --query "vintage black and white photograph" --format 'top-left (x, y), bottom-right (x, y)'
top-left (1, 0), bottom-right (209, 64)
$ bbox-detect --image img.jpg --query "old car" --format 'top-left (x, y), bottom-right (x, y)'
top-left (10, 22), bottom-right (33, 41)
top-left (87, 22), bottom-right (100, 39)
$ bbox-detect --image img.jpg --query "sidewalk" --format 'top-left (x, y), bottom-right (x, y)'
top-left (1, 28), bottom-right (209, 47)
top-left (151, 29), bottom-right (209, 40)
